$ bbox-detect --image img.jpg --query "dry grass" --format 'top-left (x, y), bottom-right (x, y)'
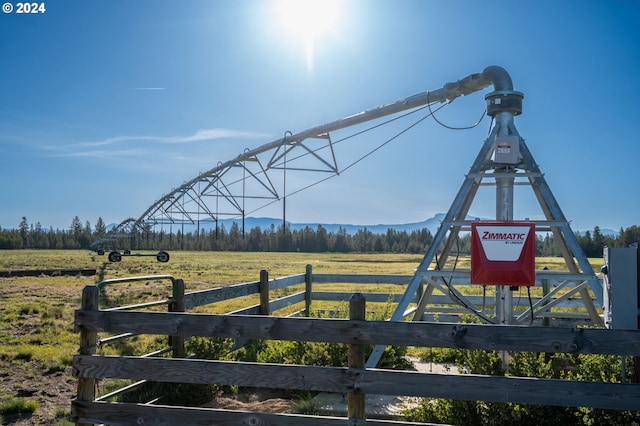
top-left (0, 249), bottom-right (604, 425)
top-left (0, 249), bottom-right (603, 360)
top-left (0, 250), bottom-right (425, 359)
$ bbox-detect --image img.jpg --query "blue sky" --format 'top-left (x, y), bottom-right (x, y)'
top-left (1, 0), bottom-right (639, 233)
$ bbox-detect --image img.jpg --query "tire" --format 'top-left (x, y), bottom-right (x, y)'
top-left (156, 251), bottom-right (170, 263)
top-left (123, 249), bottom-right (131, 255)
top-left (97, 249), bottom-right (105, 256)
top-left (108, 251), bottom-right (122, 262)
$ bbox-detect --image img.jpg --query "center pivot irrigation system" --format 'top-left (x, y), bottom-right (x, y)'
top-left (93, 66), bottom-right (603, 365)
top-left (92, 66), bottom-right (501, 258)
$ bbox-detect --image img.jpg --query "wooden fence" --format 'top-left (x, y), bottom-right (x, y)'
top-left (72, 266), bottom-right (640, 425)
top-left (180, 266), bottom-right (602, 323)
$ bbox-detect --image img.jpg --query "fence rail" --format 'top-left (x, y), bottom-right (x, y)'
top-left (72, 266), bottom-right (636, 426)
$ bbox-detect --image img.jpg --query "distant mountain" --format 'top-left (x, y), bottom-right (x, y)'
top-left (107, 215), bottom-right (618, 236)
top-left (107, 214), bottom-right (461, 235)
top-left (282, 214), bottom-right (450, 235)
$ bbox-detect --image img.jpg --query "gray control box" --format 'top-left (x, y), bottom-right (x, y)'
top-left (603, 245), bottom-right (639, 329)
top-left (494, 136), bottom-right (520, 164)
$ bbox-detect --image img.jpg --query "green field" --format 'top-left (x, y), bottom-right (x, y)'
top-left (0, 249), bottom-right (605, 361)
top-left (0, 250), bottom-right (425, 360)
top-left (0, 250), bottom-right (605, 424)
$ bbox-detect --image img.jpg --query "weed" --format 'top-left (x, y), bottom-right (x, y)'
top-left (14, 348), bottom-right (34, 362)
top-left (54, 406), bottom-right (69, 418)
top-left (0, 396), bottom-right (38, 415)
top-left (293, 394), bottom-right (321, 415)
top-left (42, 305), bottom-right (64, 320)
top-left (18, 304), bottom-right (40, 315)
top-left (44, 355), bottom-right (73, 374)
top-left (28, 336), bottom-right (44, 345)
top-left (2, 312), bottom-right (18, 322)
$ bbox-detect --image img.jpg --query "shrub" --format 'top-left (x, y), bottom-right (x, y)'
top-left (405, 349), bottom-right (640, 426)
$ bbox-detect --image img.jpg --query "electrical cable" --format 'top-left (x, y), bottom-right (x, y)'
top-left (208, 102), bottom-right (445, 212)
top-left (527, 286), bottom-right (534, 325)
top-left (434, 237), bottom-right (494, 324)
top-left (427, 91), bottom-right (487, 130)
top-left (120, 90), bottom-right (491, 246)
top-left (159, 95), bottom-right (484, 225)
top-left (271, 102), bottom-right (443, 168)
top-left (482, 285), bottom-right (487, 311)
top-left (243, 103), bottom-right (451, 217)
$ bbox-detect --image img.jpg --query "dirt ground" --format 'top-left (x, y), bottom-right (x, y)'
top-left (0, 277), bottom-right (79, 425)
top-left (0, 361), bottom-right (77, 425)
top-left (0, 362), bottom-right (297, 425)
top-left (0, 356), bottom-right (433, 425)
top-left (201, 389), bottom-right (296, 413)
top-left (0, 253), bottom-right (426, 424)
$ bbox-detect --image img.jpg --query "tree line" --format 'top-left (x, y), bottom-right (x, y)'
top-left (1, 216), bottom-right (639, 256)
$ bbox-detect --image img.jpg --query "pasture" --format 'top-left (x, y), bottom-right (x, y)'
top-left (0, 249), bottom-right (604, 424)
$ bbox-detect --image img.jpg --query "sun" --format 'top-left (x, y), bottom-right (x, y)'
top-left (274, 0), bottom-right (344, 72)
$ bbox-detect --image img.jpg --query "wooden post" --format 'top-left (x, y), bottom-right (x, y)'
top-left (75, 285), bottom-right (99, 426)
top-left (259, 269), bottom-right (270, 315)
top-left (170, 279), bottom-right (186, 358)
top-left (305, 264), bottom-right (313, 317)
top-left (348, 293), bottom-right (366, 423)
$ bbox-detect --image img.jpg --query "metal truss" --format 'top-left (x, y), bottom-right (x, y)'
top-left (365, 70), bottom-right (604, 368)
top-left (93, 66), bottom-right (604, 368)
top-left (121, 69), bottom-right (494, 235)
top-left (138, 132), bottom-right (340, 231)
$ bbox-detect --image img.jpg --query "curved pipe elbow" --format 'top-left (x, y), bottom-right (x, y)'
top-left (482, 66), bottom-right (514, 92)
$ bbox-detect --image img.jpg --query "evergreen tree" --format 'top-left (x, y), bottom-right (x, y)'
top-left (316, 225), bottom-right (329, 252)
top-left (3, 213), bottom-right (640, 255)
top-left (592, 226), bottom-right (605, 257)
top-left (333, 227), bottom-right (350, 252)
top-left (19, 216), bottom-right (29, 248)
top-left (620, 225), bottom-right (640, 247)
top-left (94, 217), bottom-right (107, 237)
top-left (33, 222), bottom-right (49, 248)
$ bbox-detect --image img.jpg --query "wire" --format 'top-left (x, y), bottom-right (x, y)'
top-left (482, 285), bottom-right (487, 311)
top-left (244, 103), bottom-right (450, 217)
top-left (209, 103), bottom-right (443, 200)
top-left (527, 286), bottom-right (534, 325)
top-left (270, 102), bottom-right (443, 168)
top-left (138, 90), bottom-right (490, 236)
top-left (434, 237), bottom-right (494, 324)
top-left (427, 91), bottom-right (487, 130)
top-left (188, 98), bottom-right (475, 222)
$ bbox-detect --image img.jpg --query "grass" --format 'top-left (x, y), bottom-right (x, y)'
top-left (0, 249), bottom-right (605, 363)
top-left (0, 249), bottom-right (606, 423)
top-left (0, 396), bottom-right (38, 416)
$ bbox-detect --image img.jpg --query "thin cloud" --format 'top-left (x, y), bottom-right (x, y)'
top-left (44, 128), bottom-right (272, 166)
top-left (72, 128), bottom-right (269, 148)
top-left (51, 148), bottom-right (147, 159)
top-left (165, 129), bottom-right (270, 144)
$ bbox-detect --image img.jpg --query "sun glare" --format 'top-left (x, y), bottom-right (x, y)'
top-left (275, 0), bottom-right (344, 72)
